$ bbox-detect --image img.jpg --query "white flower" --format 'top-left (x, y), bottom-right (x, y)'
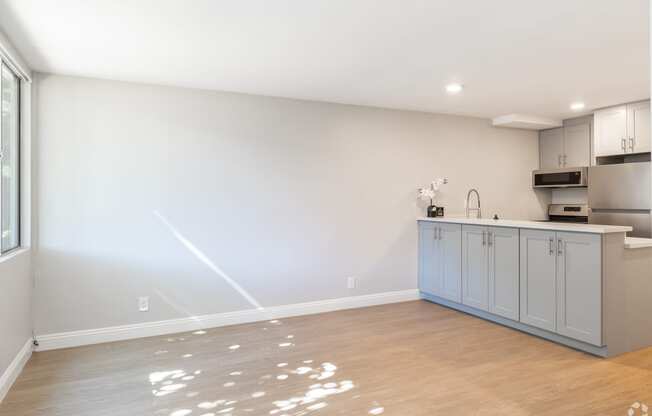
top-left (418, 178), bottom-right (447, 202)
top-left (431, 178), bottom-right (448, 192)
top-left (418, 188), bottom-right (435, 200)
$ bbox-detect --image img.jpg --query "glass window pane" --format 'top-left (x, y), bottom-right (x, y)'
top-left (1, 63), bottom-right (20, 252)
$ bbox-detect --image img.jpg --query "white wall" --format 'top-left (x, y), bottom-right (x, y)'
top-left (0, 251), bottom-right (31, 384)
top-left (34, 74), bottom-right (547, 335)
top-left (0, 27), bottom-right (32, 396)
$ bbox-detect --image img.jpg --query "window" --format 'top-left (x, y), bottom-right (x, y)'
top-left (1, 62), bottom-right (20, 253)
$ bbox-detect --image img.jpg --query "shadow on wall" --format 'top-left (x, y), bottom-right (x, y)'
top-left (34, 207), bottom-right (416, 335)
top-left (153, 210), bottom-right (264, 311)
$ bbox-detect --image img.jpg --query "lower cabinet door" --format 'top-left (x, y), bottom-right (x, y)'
top-left (418, 222), bottom-right (440, 296)
top-left (488, 227), bottom-right (519, 321)
top-left (556, 232), bottom-right (603, 346)
top-left (462, 225), bottom-right (489, 311)
top-left (519, 229), bottom-right (557, 332)
top-left (438, 223), bottom-right (462, 302)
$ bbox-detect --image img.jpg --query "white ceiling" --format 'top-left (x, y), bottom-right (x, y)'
top-left (0, 0), bottom-right (649, 119)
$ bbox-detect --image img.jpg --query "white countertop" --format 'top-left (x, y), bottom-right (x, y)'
top-left (624, 237), bottom-right (652, 249)
top-left (417, 216), bottom-right (633, 234)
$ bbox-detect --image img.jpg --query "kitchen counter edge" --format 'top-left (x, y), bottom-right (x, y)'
top-left (417, 217), bottom-right (632, 234)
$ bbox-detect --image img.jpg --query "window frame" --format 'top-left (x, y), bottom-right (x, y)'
top-left (0, 59), bottom-right (21, 255)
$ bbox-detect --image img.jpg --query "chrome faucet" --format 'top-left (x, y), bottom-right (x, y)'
top-left (466, 189), bottom-right (481, 218)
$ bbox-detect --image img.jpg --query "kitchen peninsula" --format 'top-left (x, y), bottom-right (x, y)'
top-left (418, 216), bottom-right (652, 357)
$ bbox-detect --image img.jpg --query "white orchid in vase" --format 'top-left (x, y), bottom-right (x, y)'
top-left (417, 187), bottom-right (436, 205)
top-left (418, 178), bottom-right (448, 216)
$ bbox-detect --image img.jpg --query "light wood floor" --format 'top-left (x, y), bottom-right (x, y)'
top-left (2, 300), bottom-right (652, 416)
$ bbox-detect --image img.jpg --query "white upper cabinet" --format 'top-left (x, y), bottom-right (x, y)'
top-left (594, 105), bottom-right (627, 157)
top-left (563, 123), bottom-right (591, 167)
top-left (594, 102), bottom-right (650, 157)
top-left (539, 128), bottom-right (565, 169)
top-left (626, 101), bottom-right (651, 154)
top-left (539, 123), bottom-right (590, 169)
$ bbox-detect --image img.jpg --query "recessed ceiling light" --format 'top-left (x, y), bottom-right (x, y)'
top-left (570, 102), bottom-right (585, 111)
top-left (445, 83), bottom-right (463, 94)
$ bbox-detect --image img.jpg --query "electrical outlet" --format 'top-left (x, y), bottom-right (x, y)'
top-left (138, 296), bottom-right (149, 312)
top-left (347, 276), bottom-right (357, 289)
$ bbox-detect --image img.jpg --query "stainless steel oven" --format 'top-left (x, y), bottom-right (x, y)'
top-left (532, 167), bottom-right (588, 188)
top-left (547, 204), bottom-right (588, 223)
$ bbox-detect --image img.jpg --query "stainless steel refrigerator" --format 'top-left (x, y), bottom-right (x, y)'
top-left (588, 162), bottom-right (652, 237)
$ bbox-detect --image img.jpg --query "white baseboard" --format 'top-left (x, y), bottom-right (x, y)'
top-left (0, 338), bottom-right (33, 403)
top-left (35, 289), bottom-right (419, 352)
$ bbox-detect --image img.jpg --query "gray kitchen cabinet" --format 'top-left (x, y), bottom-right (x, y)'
top-left (539, 124), bottom-right (590, 168)
top-left (556, 232), bottom-right (602, 346)
top-left (462, 225), bottom-right (489, 311)
top-left (439, 223), bottom-right (463, 302)
top-left (462, 225), bottom-right (519, 318)
top-left (417, 219), bottom-right (629, 356)
top-left (594, 101), bottom-right (651, 157)
top-left (418, 222), bottom-right (461, 302)
top-left (539, 128), bottom-right (565, 169)
top-left (488, 226), bottom-right (520, 320)
top-left (563, 123), bottom-right (591, 167)
top-left (519, 229), bottom-right (557, 332)
top-left (520, 228), bottom-right (603, 345)
top-left (418, 222), bottom-right (439, 296)
top-left (626, 101), bottom-right (651, 154)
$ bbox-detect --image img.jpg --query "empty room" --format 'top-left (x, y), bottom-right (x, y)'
top-left (1, 1), bottom-right (652, 415)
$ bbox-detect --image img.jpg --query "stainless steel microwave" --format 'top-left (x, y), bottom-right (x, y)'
top-left (532, 167), bottom-right (588, 188)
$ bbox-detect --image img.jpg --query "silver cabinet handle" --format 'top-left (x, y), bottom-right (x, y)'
top-left (563, 154), bottom-right (567, 166)
top-left (549, 237), bottom-right (554, 255)
top-left (482, 231), bottom-right (486, 246)
top-left (488, 231), bottom-right (493, 247)
top-left (621, 138), bottom-right (627, 152)
top-left (558, 154), bottom-right (562, 166)
top-left (557, 239), bottom-right (563, 256)
top-left (629, 137), bottom-right (635, 152)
